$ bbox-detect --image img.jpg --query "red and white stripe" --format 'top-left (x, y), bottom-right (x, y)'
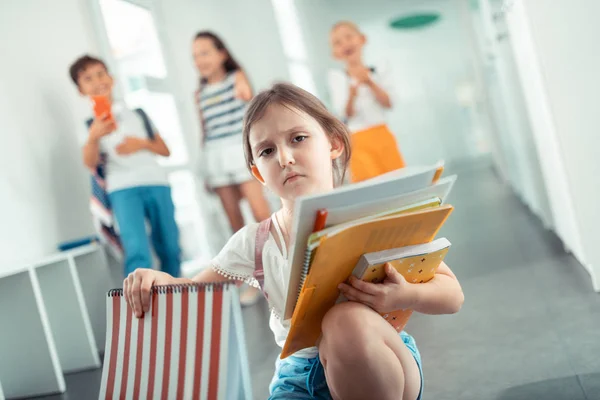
top-left (99, 286), bottom-right (232, 400)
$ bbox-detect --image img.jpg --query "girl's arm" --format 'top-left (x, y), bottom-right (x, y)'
top-left (338, 262), bottom-right (464, 316)
top-left (191, 267), bottom-right (233, 284)
top-left (409, 262), bottom-right (464, 315)
top-left (353, 64), bottom-right (393, 109)
top-left (234, 70), bottom-right (253, 102)
top-left (365, 78), bottom-right (392, 109)
top-left (345, 84), bottom-right (359, 117)
top-left (125, 267), bottom-right (235, 318)
top-left (126, 225), bottom-right (256, 318)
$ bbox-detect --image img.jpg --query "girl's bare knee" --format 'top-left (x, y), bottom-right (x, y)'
top-left (320, 302), bottom-right (377, 360)
top-left (322, 302), bottom-right (372, 336)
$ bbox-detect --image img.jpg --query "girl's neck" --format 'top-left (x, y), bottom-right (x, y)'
top-left (279, 204), bottom-right (294, 228)
top-left (205, 68), bottom-right (227, 84)
top-left (346, 57), bottom-right (364, 69)
top-left (277, 203), bottom-right (295, 249)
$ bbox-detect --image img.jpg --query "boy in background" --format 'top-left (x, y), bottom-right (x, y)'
top-left (69, 55), bottom-right (181, 277)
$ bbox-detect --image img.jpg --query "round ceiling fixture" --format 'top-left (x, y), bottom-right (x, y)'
top-left (390, 13), bottom-right (441, 30)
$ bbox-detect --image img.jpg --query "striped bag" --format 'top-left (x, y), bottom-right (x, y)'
top-left (99, 283), bottom-right (252, 400)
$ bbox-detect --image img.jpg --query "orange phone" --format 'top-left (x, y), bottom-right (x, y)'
top-left (91, 95), bottom-right (114, 122)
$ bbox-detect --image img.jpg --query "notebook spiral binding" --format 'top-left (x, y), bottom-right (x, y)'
top-left (296, 246), bottom-right (313, 303)
top-left (107, 282), bottom-right (231, 297)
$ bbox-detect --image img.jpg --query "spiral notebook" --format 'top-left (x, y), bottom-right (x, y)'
top-left (99, 283), bottom-right (251, 400)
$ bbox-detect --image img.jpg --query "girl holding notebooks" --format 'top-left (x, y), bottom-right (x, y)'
top-left (124, 83), bottom-right (464, 400)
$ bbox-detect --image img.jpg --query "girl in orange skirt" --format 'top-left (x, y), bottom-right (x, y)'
top-left (328, 21), bottom-right (405, 183)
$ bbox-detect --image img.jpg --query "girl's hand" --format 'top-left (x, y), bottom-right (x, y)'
top-left (234, 70), bottom-right (252, 102)
top-left (349, 83), bottom-right (359, 98)
top-left (338, 263), bottom-right (418, 313)
top-left (348, 65), bottom-right (371, 84)
top-left (124, 269), bottom-right (181, 318)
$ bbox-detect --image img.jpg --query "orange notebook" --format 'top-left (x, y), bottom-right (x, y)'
top-left (281, 204), bottom-right (453, 358)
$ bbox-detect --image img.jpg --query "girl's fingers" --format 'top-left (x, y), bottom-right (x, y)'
top-left (338, 282), bottom-right (375, 307)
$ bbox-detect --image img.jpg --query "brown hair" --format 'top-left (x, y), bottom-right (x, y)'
top-left (242, 82), bottom-right (352, 186)
top-left (194, 31), bottom-right (241, 86)
top-left (69, 55), bottom-right (108, 86)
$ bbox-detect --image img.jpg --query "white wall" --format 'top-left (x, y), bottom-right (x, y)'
top-left (295, 0), bottom-right (491, 166)
top-left (472, 0), bottom-right (553, 227)
top-left (0, 0), bottom-right (99, 272)
top-left (516, 0), bottom-right (600, 290)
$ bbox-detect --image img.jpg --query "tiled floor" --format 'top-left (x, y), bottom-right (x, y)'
top-left (33, 163), bottom-right (600, 399)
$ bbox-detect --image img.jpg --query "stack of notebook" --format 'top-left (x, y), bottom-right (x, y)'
top-left (281, 162), bottom-right (455, 358)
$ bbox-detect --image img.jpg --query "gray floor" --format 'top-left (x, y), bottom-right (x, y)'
top-left (32, 163), bottom-right (600, 399)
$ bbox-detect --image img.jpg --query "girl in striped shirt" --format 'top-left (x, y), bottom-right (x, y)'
top-left (192, 31), bottom-right (271, 304)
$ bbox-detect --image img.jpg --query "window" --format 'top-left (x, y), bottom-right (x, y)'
top-left (270, 0), bottom-right (318, 96)
top-left (93, 0), bottom-right (212, 265)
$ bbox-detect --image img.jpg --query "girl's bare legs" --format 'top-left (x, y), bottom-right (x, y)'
top-left (214, 185), bottom-right (245, 232)
top-left (319, 302), bottom-right (421, 400)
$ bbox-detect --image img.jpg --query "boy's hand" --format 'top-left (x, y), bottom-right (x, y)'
top-left (116, 137), bottom-right (147, 155)
top-left (124, 269), bottom-right (179, 318)
top-left (89, 113), bottom-right (116, 142)
top-left (338, 263), bottom-right (418, 313)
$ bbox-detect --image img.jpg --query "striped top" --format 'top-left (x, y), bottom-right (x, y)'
top-left (196, 72), bottom-right (247, 143)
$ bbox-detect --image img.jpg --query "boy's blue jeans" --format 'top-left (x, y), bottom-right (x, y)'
top-left (109, 185), bottom-right (181, 277)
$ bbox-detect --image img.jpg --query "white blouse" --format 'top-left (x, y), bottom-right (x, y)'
top-left (209, 214), bottom-right (319, 358)
top-left (328, 61), bottom-right (395, 133)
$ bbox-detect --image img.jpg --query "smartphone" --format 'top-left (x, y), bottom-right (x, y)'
top-left (91, 95), bottom-right (114, 122)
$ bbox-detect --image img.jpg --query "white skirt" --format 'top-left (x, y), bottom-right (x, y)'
top-left (199, 135), bottom-right (253, 188)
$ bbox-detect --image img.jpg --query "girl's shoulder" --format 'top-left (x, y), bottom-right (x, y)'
top-left (227, 221), bottom-right (260, 248)
top-left (210, 222), bottom-right (260, 271)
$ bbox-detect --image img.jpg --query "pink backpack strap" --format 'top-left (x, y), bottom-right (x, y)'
top-left (254, 218), bottom-right (272, 297)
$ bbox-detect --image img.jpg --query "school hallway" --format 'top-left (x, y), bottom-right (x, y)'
top-left (33, 161), bottom-right (600, 400)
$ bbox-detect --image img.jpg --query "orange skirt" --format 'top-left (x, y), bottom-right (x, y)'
top-left (349, 124), bottom-right (405, 183)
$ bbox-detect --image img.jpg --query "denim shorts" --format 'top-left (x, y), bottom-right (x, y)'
top-left (269, 331), bottom-right (423, 399)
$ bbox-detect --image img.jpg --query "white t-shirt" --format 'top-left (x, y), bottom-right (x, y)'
top-left (328, 62), bottom-right (395, 133)
top-left (210, 214), bottom-right (319, 359)
top-left (81, 102), bottom-right (168, 193)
